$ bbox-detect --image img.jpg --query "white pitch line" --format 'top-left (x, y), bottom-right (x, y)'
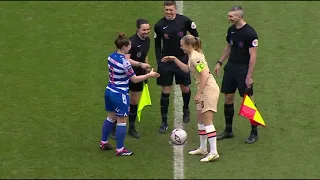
top-left (173, 1), bottom-right (185, 179)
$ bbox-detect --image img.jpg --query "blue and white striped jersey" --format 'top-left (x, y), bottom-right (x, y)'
top-left (106, 52), bottom-right (135, 94)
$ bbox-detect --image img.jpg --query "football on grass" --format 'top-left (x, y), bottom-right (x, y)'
top-left (170, 128), bottom-right (187, 145)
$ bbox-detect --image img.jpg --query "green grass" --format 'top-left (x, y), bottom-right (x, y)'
top-left (1, 1), bottom-right (320, 179)
top-left (0, 1), bottom-right (173, 178)
top-left (184, 1), bottom-right (320, 179)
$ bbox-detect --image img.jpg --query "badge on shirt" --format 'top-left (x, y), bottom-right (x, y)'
top-left (191, 22), bottom-right (197, 29)
top-left (238, 41), bottom-right (244, 48)
top-left (252, 39), bottom-right (258, 47)
top-left (164, 33), bottom-right (169, 39)
top-left (137, 52), bottom-right (142, 58)
top-left (178, 31), bottom-right (184, 37)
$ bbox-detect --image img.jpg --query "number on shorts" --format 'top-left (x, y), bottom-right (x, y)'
top-left (201, 101), bottom-right (204, 108)
top-left (122, 94), bottom-right (127, 105)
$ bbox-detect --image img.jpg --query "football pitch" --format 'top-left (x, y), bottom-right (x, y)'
top-left (1, 1), bottom-right (320, 179)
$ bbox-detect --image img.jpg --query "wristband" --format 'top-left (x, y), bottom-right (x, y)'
top-left (216, 61), bottom-right (222, 65)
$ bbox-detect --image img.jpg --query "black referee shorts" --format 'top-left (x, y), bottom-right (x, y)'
top-left (221, 62), bottom-right (254, 97)
top-left (129, 81), bottom-right (143, 92)
top-left (156, 55), bottom-right (191, 87)
top-left (129, 68), bottom-right (145, 92)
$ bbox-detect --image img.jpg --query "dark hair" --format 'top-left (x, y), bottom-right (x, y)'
top-left (114, 32), bottom-right (130, 49)
top-left (182, 35), bottom-right (202, 53)
top-left (136, 19), bottom-right (149, 29)
top-left (164, 1), bottom-right (176, 7)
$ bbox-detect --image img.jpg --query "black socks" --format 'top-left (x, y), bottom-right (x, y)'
top-left (160, 93), bottom-right (170, 124)
top-left (224, 103), bottom-right (234, 133)
top-left (129, 104), bottom-right (138, 129)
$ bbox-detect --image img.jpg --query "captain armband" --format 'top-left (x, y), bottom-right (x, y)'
top-left (195, 62), bottom-right (206, 73)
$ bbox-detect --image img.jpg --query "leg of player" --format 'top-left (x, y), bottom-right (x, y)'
top-left (109, 121), bottom-right (117, 140)
top-left (180, 84), bottom-right (191, 123)
top-left (217, 66), bottom-right (237, 140)
top-left (175, 66), bottom-right (192, 123)
top-left (100, 112), bottom-right (116, 150)
top-left (200, 110), bottom-right (219, 162)
top-left (128, 90), bottom-right (141, 139)
top-left (188, 110), bottom-right (208, 156)
top-left (217, 93), bottom-right (236, 140)
top-left (159, 86), bottom-right (171, 133)
top-left (157, 68), bottom-right (174, 134)
top-left (242, 86), bottom-right (259, 144)
top-left (115, 116), bottom-right (133, 156)
top-left (100, 88), bottom-right (117, 148)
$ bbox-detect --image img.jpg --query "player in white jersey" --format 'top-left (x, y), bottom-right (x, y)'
top-left (162, 35), bottom-right (220, 162)
top-left (99, 32), bottom-right (159, 156)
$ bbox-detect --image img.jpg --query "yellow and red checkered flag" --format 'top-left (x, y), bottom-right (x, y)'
top-left (239, 94), bottom-right (266, 127)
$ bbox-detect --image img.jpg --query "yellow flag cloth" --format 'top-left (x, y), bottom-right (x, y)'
top-left (137, 83), bottom-right (152, 121)
top-left (239, 94), bottom-right (266, 127)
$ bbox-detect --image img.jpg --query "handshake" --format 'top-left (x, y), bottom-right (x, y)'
top-left (136, 62), bottom-right (159, 80)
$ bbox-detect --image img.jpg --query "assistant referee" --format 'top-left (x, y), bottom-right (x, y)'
top-left (214, 6), bottom-right (259, 144)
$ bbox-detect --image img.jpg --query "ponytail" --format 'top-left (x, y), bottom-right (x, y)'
top-left (182, 35), bottom-right (203, 53)
top-left (194, 37), bottom-right (202, 53)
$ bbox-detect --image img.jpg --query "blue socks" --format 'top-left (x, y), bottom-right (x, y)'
top-left (115, 123), bottom-right (126, 149)
top-left (101, 118), bottom-right (127, 150)
top-left (101, 117), bottom-right (115, 141)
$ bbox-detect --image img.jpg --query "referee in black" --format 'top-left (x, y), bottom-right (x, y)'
top-left (214, 6), bottom-right (259, 144)
top-left (110, 19), bottom-right (151, 140)
top-left (154, 1), bottom-right (199, 133)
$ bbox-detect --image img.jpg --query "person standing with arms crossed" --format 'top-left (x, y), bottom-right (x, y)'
top-left (214, 6), bottom-right (259, 144)
top-left (110, 19), bottom-right (151, 139)
top-left (162, 34), bottom-right (220, 162)
top-left (154, 1), bottom-right (199, 133)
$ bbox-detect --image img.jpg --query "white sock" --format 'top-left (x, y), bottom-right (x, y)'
top-left (205, 125), bottom-right (218, 155)
top-left (198, 123), bottom-right (207, 151)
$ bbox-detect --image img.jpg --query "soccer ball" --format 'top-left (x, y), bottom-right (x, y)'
top-left (170, 128), bottom-right (187, 145)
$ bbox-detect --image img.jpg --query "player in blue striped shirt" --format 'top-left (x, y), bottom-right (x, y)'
top-left (99, 32), bottom-right (159, 156)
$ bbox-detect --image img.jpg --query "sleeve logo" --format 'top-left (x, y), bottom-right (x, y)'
top-left (191, 22), bottom-right (197, 29)
top-left (252, 39), bottom-right (258, 47)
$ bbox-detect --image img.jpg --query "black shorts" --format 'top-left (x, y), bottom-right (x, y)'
top-left (156, 55), bottom-right (191, 86)
top-left (129, 81), bottom-right (143, 92)
top-left (221, 62), bottom-right (253, 97)
top-left (129, 67), bottom-right (145, 92)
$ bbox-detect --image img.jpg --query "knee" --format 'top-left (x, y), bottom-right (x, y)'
top-left (162, 86), bottom-right (171, 94)
top-left (116, 117), bottom-right (127, 124)
top-left (130, 96), bottom-right (139, 105)
top-left (224, 94), bottom-right (235, 104)
top-left (107, 114), bottom-right (117, 123)
top-left (180, 85), bottom-right (190, 93)
top-left (161, 91), bottom-right (170, 100)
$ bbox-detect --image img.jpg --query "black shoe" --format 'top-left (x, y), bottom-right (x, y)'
top-left (245, 132), bottom-right (258, 144)
top-left (217, 131), bottom-right (234, 140)
top-left (159, 122), bottom-right (168, 134)
top-left (183, 109), bottom-right (190, 123)
top-left (128, 127), bottom-right (140, 139)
